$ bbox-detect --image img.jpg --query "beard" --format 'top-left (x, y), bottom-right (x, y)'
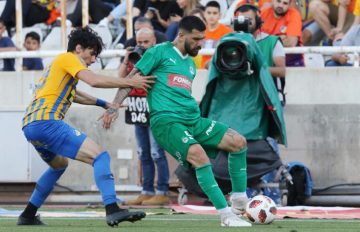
top-left (185, 39), bottom-right (201, 57)
top-left (275, 7), bottom-right (287, 16)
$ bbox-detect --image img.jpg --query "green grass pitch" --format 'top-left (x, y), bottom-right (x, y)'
top-left (1, 208), bottom-right (360, 232)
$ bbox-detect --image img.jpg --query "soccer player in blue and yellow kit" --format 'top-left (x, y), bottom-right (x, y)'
top-left (17, 27), bottom-right (155, 227)
top-left (103, 16), bottom-right (252, 227)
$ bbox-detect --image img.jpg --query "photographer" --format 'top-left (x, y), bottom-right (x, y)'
top-left (234, 4), bottom-right (286, 79)
top-left (234, 4), bottom-right (286, 105)
top-left (120, 28), bottom-right (170, 206)
top-left (196, 31), bottom-right (287, 204)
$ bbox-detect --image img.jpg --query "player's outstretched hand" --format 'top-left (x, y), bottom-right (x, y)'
top-left (131, 73), bottom-right (156, 91)
top-left (98, 107), bottom-right (119, 129)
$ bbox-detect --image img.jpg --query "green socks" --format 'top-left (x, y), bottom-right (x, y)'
top-left (195, 164), bottom-right (228, 210)
top-left (228, 148), bottom-right (247, 192)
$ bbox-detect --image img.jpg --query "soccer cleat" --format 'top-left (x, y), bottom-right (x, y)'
top-left (17, 215), bottom-right (46, 226)
top-left (230, 194), bottom-right (249, 215)
top-left (141, 195), bottom-right (170, 205)
top-left (124, 194), bottom-right (153, 205)
top-left (220, 213), bottom-right (252, 227)
top-left (106, 209), bottom-right (146, 227)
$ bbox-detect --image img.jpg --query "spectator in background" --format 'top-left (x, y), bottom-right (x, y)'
top-left (165, 0), bottom-right (203, 40)
top-left (0, 0), bottom-right (58, 36)
top-left (124, 17), bottom-right (168, 48)
top-left (120, 28), bottom-right (170, 206)
top-left (67, 0), bottom-right (112, 27)
top-left (305, 0), bottom-right (357, 45)
top-left (202, 1), bottom-right (232, 69)
top-left (0, 20), bottom-right (15, 71)
top-left (144, 0), bottom-right (183, 33)
top-left (325, 24), bottom-right (360, 66)
top-left (98, 1), bottom-right (127, 26)
top-left (23, 32), bottom-right (43, 71)
top-left (260, 0), bottom-right (304, 66)
top-left (133, 0), bottom-right (150, 17)
top-left (234, 4), bottom-right (285, 78)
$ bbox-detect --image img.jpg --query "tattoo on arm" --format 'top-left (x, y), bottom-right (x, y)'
top-left (113, 68), bottom-right (138, 106)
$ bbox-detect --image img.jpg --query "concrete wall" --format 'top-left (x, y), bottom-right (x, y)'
top-left (0, 68), bottom-right (359, 189)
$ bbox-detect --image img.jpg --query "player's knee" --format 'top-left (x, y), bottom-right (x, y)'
top-left (49, 156), bottom-right (69, 169)
top-left (230, 134), bottom-right (247, 152)
top-left (186, 145), bottom-right (210, 167)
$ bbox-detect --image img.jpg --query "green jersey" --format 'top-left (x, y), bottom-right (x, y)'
top-left (135, 42), bottom-right (200, 124)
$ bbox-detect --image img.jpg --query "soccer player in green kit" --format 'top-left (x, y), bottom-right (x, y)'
top-left (102, 16), bottom-right (251, 227)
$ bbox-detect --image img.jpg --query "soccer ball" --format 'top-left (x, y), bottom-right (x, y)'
top-left (245, 195), bottom-right (277, 224)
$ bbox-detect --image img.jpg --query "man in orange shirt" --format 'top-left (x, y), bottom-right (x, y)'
top-left (260, 0), bottom-right (304, 66)
top-left (202, 1), bottom-right (233, 69)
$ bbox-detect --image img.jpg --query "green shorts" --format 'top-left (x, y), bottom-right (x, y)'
top-left (151, 116), bottom-right (229, 168)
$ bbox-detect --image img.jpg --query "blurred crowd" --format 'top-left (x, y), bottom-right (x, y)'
top-left (0, 0), bottom-right (359, 71)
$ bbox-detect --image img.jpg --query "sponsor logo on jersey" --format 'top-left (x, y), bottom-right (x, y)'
top-left (280, 25), bottom-right (287, 34)
top-left (175, 151), bottom-right (184, 166)
top-left (189, 66), bottom-right (195, 75)
top-left (74, 129), bottom-right (81, 136)
top-left (168, 74), bottom-right (192, 91)
top-left (205, 121), bottom-right (216, 136)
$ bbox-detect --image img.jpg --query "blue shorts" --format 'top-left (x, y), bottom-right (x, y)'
top-left (23, 120), bottom-right (87, 162)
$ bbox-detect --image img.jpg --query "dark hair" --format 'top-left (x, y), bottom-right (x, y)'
top-left (25, 31), bottom-right (41, 43)
top-left (67, 26), bottom-right (104, 56)
top-left (135, 17), bottom-right (152, 26)
top-left (189, 8), bottom-right (206, 22)
top-left (234, 4), bottom-right (262, 30)
top-left (0, 19), bottom-right (5, 27)
top-left (205, 1), bottom-right (221, 11)
top-left (179, 16), bottom-right (206, 33)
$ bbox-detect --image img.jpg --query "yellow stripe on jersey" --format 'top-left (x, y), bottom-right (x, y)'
top-left (22, 52), bottom-right (87, 128)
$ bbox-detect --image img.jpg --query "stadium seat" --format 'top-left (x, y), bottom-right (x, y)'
top-left (0, 0), bottom-right (6, 16)
top-left (304, 53), bottom-right (325, 67)
top-left (41, 27), bottom-right (72, 51)
top-left (90, 24), bottom-right (113, 49)
top-left (219, 0), bottom-right (242, 25)
top-left (104, 58), bottom-right (120, 70)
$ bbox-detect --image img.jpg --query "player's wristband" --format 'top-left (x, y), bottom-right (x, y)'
top-left (96, 98), bottom-right (107, 108)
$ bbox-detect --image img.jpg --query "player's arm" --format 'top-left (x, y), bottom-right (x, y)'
top-left (74, 90), bottom-right (112, 109)
top-left (100, 68), bottom-right (143, 129)
top-left (76, 69), bottom-right (155, 90)
top-left (112, 68), bottom-right (141, 108)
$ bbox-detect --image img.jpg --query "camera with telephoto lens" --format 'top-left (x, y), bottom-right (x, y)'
top-left (128, 45), bottom-right (146, 64)
top-left (233, 15), bottom-right (252, 33)
top-left (215, 40), bottom-right (248, 73)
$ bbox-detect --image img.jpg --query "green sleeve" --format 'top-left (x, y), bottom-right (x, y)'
top-left (135, 46), bottom-right (161, 75)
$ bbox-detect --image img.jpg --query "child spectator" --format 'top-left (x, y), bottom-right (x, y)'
top-left (0, 19), bottom-right (16, 71)
top-left (202, 1), bottom-right (232, 69)
top-left (23, 32), bottom-right (43, 71)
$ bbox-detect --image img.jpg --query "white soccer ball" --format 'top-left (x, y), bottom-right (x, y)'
top-left (245, 195), bottom-right (277, 224)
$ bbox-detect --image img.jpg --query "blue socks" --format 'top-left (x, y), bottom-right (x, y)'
top-left (29, 167), bottom-right (66, 208)
top-left (29, 152), bottom-right (117, 209)
top-left (93, 151), bottom-right (117, 206)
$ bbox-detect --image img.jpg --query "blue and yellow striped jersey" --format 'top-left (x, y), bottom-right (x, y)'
top-left (22, 52), bottom-right (87, 127)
